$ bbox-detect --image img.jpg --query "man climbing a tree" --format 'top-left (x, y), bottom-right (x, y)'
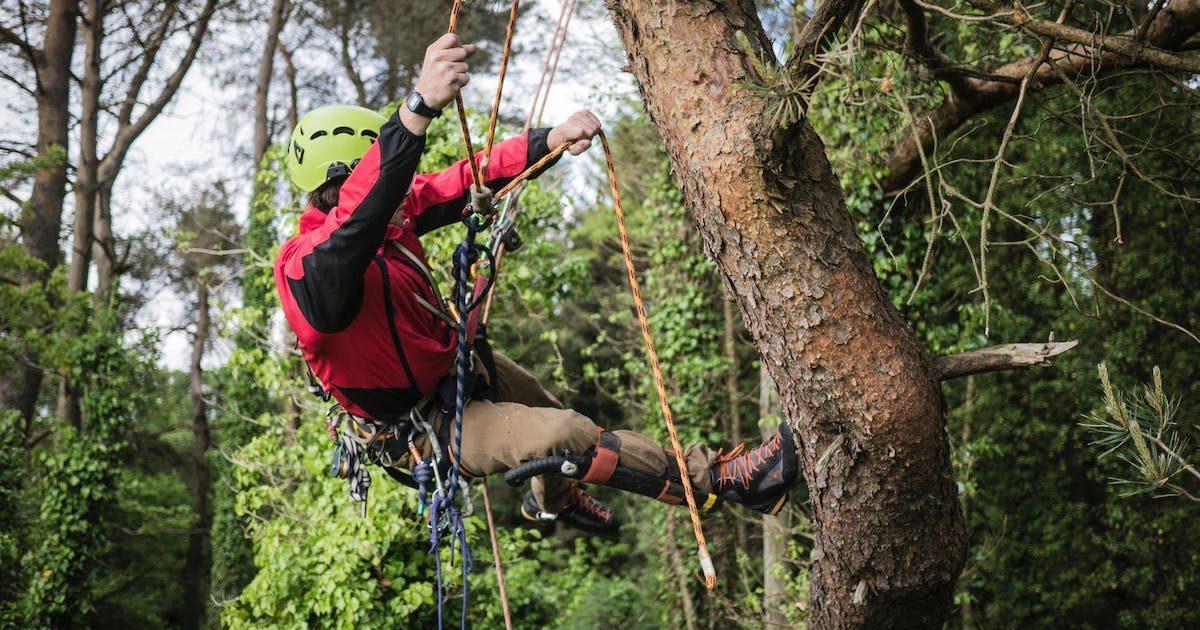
top-left (274, 33), bottom-right (799, 533)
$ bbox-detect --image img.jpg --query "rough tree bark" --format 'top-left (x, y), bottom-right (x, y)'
top-left (0, 0), bottom-right (79, 422)
top-left (180, 281), bottom-right (213, 629)
top-left (606, 1), bottom-right (965, 626)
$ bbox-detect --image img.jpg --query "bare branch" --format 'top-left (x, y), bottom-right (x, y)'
top-left (1008, 7), bottom-right (1200, 74)
top-left (935, 339), bottom-right (1079, 381)
top-left (115, 3), bottom-right (179, 127)
top-left (0, 21), bottom-right (39, 68)
top-left (882, 0), bottom-right (1200, 194)
top-left (101, 0), bottom-right (218, 181)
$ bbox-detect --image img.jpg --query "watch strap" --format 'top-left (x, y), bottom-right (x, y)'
top-left (406, 91), bottom-right (442, 118)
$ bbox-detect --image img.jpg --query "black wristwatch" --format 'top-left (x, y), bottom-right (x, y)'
top-left (405, 91), bottom-right (442, 119)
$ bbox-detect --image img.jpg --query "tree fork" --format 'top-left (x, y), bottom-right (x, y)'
top-left (605, 1), bottom-right (965, 626)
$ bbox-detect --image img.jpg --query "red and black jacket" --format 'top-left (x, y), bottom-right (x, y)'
top-left (274, 112), bottom-right (561, 424)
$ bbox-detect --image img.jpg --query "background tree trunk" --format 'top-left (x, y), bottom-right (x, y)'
top-left (1, 0), bottom-right (79, 422)
top-left (180, 282), bottom-right (213, 629)
top-left (605, 1), bottom-right (965, 626)
top-left (723, 298), bottom-right (748, 552)
top-left (255, 0), bottom-right (288, 165)
top-left (57, 0), bottom-right (105, 428)
top-left (760, 365), bottom-right (790, 627)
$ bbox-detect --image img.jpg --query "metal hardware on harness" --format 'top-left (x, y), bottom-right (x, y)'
top-left (409, 408), bottom-right (474, 521)
top-left (329, 432), bottom-right (372, 518)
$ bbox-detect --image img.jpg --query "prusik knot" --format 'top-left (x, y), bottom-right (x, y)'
top-left (469, 184), bottom-right (495, 218)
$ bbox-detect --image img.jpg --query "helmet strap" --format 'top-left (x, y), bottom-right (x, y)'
top-left (325, 158), bottom-right (361, 182)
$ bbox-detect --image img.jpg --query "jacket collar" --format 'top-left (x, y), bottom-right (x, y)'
top-left (298, 204), bottom-right (404, 241)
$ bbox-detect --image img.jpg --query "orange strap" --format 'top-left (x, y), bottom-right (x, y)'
top-left (599, 130), bottom-right (717, 590)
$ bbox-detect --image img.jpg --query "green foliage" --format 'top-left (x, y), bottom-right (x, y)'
top-left (1084, 365), bottom-right (1197, 501)
top-left (21, 310), bottom-right (156, 625)
top-left (0, 411), bottom-right (25, 625)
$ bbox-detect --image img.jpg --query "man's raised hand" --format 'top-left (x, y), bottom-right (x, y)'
top-left (415, 33), bottom-right (476, 111)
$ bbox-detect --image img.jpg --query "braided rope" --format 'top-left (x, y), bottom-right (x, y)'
top-left (533, 0), bottom-right (577, 128)
top-left (598, 130), bottom-right (718, 590)
top-left (484, 0), bottom-right (520, 164)
top-left (447, 0), bottom-right (484, 189)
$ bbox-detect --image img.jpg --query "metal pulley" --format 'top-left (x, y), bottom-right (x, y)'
top-left (500, 228), bottom-right (522, 252)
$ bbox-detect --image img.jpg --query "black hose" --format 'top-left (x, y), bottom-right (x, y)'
top-left (504, 455), bottom-right (583, 487)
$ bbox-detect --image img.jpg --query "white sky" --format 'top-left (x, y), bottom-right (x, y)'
top-left (60, 1), bottom-right (637, 371)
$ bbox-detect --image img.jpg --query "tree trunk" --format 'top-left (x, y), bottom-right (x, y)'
top-left (1, 0), bottom-right (79, 422)
top-left (92, 182), bottom-right (116, 299)
top-left (760, 365), bottom-right (791, 627)
top-left (67, 0), bottom-right (103, 295)
top-left (180, 282), bottom-right (213, 629)
top-left (605, 2), bottom-right (965, 626)
top-left (254, 0), bottom-right (288, 165)
top-left (57, 0), bottom-right (105, 428)
top-left (664, 512), bottom-right (699, 630)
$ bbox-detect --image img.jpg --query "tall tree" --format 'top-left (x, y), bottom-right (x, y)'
top-left (600, 0), bottom-right (1188, 624)
top-left (164, 182), bottom-right (241, 630)
top-left (59, 0), bottom-right (219, 425)
top-left (0, 0), bottom-right (79, 421)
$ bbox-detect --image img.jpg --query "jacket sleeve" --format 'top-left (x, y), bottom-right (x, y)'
top-left (405, 127), bottom-right (562, 235)
top-left (280, 112), bottom-right (426, 333)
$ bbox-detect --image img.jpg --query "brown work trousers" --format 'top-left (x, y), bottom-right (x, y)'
top-left (402, 352), bottom-right (717, 512)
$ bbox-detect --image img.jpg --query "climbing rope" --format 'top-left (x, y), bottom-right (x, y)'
top-left (447, 0), bottom-right (483, 189)
top-left (598, 130), bottom-right (718, 590)
top-left (484, 0), bottom-right (520, 164)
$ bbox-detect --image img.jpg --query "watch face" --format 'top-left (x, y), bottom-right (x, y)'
top-left (406, 92), bottom-right (421, 111)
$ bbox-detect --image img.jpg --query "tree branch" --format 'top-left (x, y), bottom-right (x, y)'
top-left (898, 0), bottom-right (973, 95)
top-left (101, 0), bottom-right (217, 181)
top-left (881, 0), bottom-right (1200, 194)
top-left (0, 21), bottom-right (39, 68)
top-left (1009, 7), bottom-right (1200, 73)
top-left (935, 339), bottom-right (1079, 381)
top-left (115, 2), bottom-right (178, 127)
top-left (784, 0), bottom-right (865, 81)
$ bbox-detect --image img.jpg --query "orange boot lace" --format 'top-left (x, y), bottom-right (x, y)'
top-left (565, 484), bottom-right (614, 523)
top-left (714, 431), bottom-right (783, 491)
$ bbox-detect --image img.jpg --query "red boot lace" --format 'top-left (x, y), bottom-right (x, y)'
top-left (714, 432), bottom-right (782, 491)
top-left (567, 485), bottom-right (613, 523)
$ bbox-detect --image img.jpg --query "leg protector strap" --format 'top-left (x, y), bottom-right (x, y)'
top-left (580, 430), bottom-right (620, 484)
top-left (604, 464), bottom-right (722, 511)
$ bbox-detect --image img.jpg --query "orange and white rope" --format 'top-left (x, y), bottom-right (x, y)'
top-left (599, 130), bottom-right (718, 590)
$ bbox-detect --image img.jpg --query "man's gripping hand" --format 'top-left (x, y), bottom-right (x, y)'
top-left (414, 33), bottom-right (476, 110)
top-left (548, 110), bottom-right (602, 155)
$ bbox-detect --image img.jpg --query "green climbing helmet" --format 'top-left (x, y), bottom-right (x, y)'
top-left (287, 104), bottom-right (388, 192)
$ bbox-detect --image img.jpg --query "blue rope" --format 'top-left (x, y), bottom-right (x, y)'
top-left (421, 212), bottom-right (489, 629)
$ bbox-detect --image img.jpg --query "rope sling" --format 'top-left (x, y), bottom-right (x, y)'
top-left (343, 1), bottom-right (719, 625)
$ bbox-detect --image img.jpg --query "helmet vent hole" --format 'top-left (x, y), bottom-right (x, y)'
top-left (309, 130), bottom-right (327, 140)
top-left (361, 129), bottom-right (378, 139)
top-left (332, 126), bottom-right (355, 136)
